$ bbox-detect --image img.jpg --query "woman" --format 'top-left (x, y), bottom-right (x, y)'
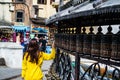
top-left (21, 38), bottom-right (56, 80)
top-left (16, 33), bottom-right (21, 44)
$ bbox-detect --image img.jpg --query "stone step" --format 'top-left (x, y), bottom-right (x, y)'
top-left (0, 58), bottom-right (6, 66)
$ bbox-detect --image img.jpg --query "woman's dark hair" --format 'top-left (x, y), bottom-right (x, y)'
top-left (26, 38), bottom-right (39, 64)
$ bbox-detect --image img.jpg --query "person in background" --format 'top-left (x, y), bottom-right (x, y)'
top-left (39, 35), bottom-right (47, 52)
top-left (0, 36), bottom-right (1, 42)
top-left (16, 33), bottom-right (21, 44)
top-left (34, 34), bottom-right (39, 42)
top-left (23, 34), bottom-right (30, 52)
top-left (21, 38), bottom-right (56, 80)
top-left (20, 34), bottom-right (24, 46)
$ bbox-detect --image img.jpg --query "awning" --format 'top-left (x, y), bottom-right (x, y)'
top-left (32, 27), bottom-right (48, 33)
top-left (0, 26), bottom-right (13, 29)
top-left (12, 26), bottom-right (30, 32)
top-left (0, 26), bottom-right (14, 33)
top-left (31, 17), bottom-right (46, 26)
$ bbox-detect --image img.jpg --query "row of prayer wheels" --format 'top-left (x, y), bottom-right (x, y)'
top-left (55, 28), bottom-right (120, 61)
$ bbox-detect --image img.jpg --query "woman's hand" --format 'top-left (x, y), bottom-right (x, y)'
top-left (52, 40), bottom-right (55, 48)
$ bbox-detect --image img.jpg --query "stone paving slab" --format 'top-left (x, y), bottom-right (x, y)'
top-left (0, 66), bottom-right (21, 80)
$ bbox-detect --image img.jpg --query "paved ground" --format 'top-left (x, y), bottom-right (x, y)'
top-left (0, 66), bottom-right (21, 80)
top-left (0, 60), bottom-right (53, 80)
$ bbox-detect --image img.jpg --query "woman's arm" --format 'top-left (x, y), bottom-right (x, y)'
top-left (43, 41), bottom-right (56, 60)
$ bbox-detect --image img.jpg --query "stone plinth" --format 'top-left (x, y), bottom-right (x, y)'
top-left (0, 42), bottom-right (23, 68)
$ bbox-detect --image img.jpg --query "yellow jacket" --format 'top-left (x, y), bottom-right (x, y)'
top-left (21, 48), bottom-right (56, 80)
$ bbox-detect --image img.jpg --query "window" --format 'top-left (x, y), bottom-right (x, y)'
top-left (35, 8), bottom-right (38, 16)
top-left (37, 0), bottom-right (47, 4)
top-left (15, 0), bottom-right (25, 2)
top-left (50, 0), bottom-right (55, 4)
top-left (33, 5), bottom-right (39, 18)
top-left (16, 11), bottom-right (24, 22)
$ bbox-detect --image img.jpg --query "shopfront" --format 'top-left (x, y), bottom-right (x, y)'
top-left (0, 26), bottom-right (14, 42)
top-left (30, 24), bottom-right (48, 39)
top-left (12, 26), bottom-right (30, 42)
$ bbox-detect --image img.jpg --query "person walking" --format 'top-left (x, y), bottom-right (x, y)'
top-left (39, 36), bottom-right (47, 52)
top-left (21, 38), bottom-right (56, 80)
top-left (23, 34), bottom-right (30, 52)
top-left (34, 34), bottom-right (39, 42)
top-left (16, 33), bottom-right (21, 44)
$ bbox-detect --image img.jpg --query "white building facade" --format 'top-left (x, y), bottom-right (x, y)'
top-left (0, 0), bottom-right (13, 25)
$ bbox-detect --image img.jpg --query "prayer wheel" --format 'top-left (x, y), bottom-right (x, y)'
top-left (70, 34), bottom-right (76, 52)
top-left (76, 34), bottom-right (84, 54)
top-left (83, 27), bottom-right (94, 56)
top-left (66, 34), bottom-right (70, 50)
top-left (83, 34), bottom-right (93, 56)
top-left (111, 30), bottom-right (120, 60)
top-left (91, 34), bottom-right (102, 57)
top-left (91, 26), bottom-right (103, 57)
top-left (100, 25), bottom-right (112, 59)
